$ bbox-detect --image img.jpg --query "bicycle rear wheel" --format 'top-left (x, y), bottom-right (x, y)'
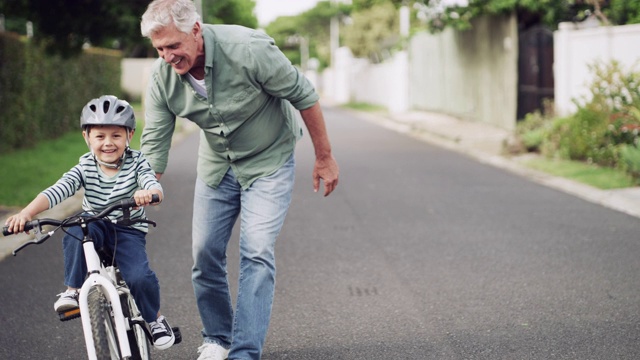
top-left (120, 291), bottom-right (151, 360)
top-left (88, 286), bottom-right (121, 360)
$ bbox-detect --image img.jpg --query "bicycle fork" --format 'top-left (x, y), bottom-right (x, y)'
top-left (79, 241), bottom-right (132, 360)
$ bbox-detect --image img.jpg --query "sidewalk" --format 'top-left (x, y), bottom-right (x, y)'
top-left (346, 107), bottom-right (640, 221)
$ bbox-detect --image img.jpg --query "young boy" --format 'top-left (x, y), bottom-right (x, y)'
top-left (4, 95), bottom-right (175, 350)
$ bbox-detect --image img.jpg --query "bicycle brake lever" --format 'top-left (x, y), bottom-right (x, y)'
top-left (139, 219), bottom-right (157, 228)
top-left (12, 231), bottom-right (53, 256)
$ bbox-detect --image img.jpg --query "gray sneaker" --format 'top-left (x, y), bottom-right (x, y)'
top-left (54, 289), bottom-right (79, 312)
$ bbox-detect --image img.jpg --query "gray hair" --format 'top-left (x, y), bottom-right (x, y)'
top-left (141, 0), bottom-right (201, 38)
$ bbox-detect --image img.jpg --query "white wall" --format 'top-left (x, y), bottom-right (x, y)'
top-left (554, 22), bottom-right (640, 116)
top-left (121, 58), bottom-right (156, 101)
top-left (322, 13), bottom-right (518, 129)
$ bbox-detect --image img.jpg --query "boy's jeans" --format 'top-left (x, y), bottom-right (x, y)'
top-left (63, 220), bottom-right (160, 323)
top-left (192, 155), bottom-right (295, 360)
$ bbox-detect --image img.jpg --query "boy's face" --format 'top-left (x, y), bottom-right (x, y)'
top-left (83, 125), bottom-right (133, 165)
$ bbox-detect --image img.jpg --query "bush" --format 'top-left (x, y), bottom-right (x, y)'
top-left (619, 144), bottom-right (640, 178)
top-left (516, 60), bottom-right (640, 179)
top-left (0, 33), bottom-right (123, 154)
top-left (515, 111), bottom-right (548, 151)
top-left (514, 99), bottom-right (556, 153)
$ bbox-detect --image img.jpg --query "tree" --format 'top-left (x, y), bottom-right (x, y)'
top-left (606, 0), bottom-right (640, 25)
top-left (343, 2), bottom-right (399, 61)
top-left (0, 0), bottom-right (260, 58)
top-left (202, 0), bottom-right (258, 29)
top-left (409, 0), bottom-right (640, 33)
top-left (0, 0), bottom-right (149, 57)
top-left (264, 1), bottom-right (347, 70)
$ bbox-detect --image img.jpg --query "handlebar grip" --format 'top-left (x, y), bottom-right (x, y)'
top-left (120, 194), bottom-right (160, 209)
top-left (3, 222), bottom-right (35, 236)
top-left (120, 198), bottom-right (138, 209)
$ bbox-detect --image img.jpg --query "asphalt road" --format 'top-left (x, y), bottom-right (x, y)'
top-left (1, 105), bottom-right (640, 359)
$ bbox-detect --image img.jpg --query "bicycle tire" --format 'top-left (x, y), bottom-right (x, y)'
top-left (120, 292), bottom-right (151, 360)
top-left (88, 287), bottom-right (121, 360)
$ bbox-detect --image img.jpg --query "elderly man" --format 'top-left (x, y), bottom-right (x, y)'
top-left (139, 0), bottom-right (339, 359)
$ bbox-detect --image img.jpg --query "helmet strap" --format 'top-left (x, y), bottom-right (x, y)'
top-left (92, 151), bottom-right (126, 170)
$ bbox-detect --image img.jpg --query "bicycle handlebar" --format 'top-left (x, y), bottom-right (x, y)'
top-left (2, 194), bottom-right (159, 240)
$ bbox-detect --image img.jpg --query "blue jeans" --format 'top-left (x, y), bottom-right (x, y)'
top-left (63, 221), bottom-right (161, 323)
top-left (192, 155), bottom-right (295, 360)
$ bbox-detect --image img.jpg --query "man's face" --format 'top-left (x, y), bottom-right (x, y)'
top-left (150, 22), bottom-right (200, 75)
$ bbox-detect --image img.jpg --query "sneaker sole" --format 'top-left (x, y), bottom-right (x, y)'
top-left (54, 303), bottom-right (79, 312)
top-left (154, 335), bottom-right (176, 350)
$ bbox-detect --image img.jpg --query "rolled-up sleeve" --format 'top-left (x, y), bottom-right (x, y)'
top-left (250, 32), bottom-right (319, 111)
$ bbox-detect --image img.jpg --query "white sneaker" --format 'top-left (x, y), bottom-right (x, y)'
top-left (197, 343), bottom-right (230, 360)
top-left (54, 289), bottom-right (79, 312)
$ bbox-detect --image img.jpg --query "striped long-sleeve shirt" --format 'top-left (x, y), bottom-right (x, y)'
top-left (41, 149), bottom-right (163, 233)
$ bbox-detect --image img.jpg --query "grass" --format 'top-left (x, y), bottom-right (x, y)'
top-left (342, 102), bottom-right (387, 112)
top-left (521, 156), bottom-right (640, 189)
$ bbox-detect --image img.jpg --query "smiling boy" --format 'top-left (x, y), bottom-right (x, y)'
top-left (4, 95), bottom-right (176, 350)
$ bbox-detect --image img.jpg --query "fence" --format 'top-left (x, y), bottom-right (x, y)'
top-left (121, 19), bottom-right (640, 130)
top-left (554, 22), bottom-right (640, 116)
top-left (321, 14), bottom-right (519, 130)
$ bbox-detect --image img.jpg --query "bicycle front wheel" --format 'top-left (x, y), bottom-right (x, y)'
top-left (88, 286), bottom-right (121, 360)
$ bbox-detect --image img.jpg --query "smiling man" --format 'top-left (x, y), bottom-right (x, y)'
top-left (139, 1), bottom-right (339, 360)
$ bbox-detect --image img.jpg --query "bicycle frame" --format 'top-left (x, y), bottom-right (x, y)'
top-left (2, 196), bottom-right (165, 360)
top-left (79, 238), bottom-right (132, 360)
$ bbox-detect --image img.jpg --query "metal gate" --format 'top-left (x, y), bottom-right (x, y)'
top-left (517, 25), bottom-right (554, 120)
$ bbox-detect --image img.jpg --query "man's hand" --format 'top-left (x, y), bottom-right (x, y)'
top-left (314, 155), bottom-right (339, 196)
top-left (300, 102), bottom-right (339, 197)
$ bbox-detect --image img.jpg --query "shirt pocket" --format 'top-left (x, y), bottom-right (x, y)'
top-left (216, 85), bottom-right (264, 122)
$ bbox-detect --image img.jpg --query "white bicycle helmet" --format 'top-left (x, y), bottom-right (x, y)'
top-left (81, 95), bottom-right (135, 169)
top-left (81, 95), bottom-right (136, 130)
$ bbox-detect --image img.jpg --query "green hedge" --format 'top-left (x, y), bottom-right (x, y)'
top-left (0, 33), bottom-right (123, 154)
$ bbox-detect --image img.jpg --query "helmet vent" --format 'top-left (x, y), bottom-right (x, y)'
top-left (81, 95), bottom-right (135, 130)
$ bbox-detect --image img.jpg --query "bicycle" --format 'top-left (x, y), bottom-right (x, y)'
top-left (2, 195), bottom-right (181, 360)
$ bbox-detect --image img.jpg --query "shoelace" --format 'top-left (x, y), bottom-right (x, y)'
top-left (150, 320), bottom-right (167, 335)
top-left (58, 290), bottom-right (78, 299)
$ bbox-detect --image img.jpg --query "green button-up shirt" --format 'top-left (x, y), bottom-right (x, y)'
top-left (141, 24), bottom-right (319, 189)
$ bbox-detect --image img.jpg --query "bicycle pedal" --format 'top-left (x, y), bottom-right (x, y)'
top-left (58, 307), bottom-right (81, 321)
top-left (172, 327), bottom-right (182, 345)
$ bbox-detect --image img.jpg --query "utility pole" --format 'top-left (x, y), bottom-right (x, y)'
top-left (287, 35), bottom-right (309, 72)
top-left (195, 0), bottom-right (204, 20)
top-left (330, 0), bottom-right (339, 67)
top-left (400, 5), bottom-right (410, 38)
